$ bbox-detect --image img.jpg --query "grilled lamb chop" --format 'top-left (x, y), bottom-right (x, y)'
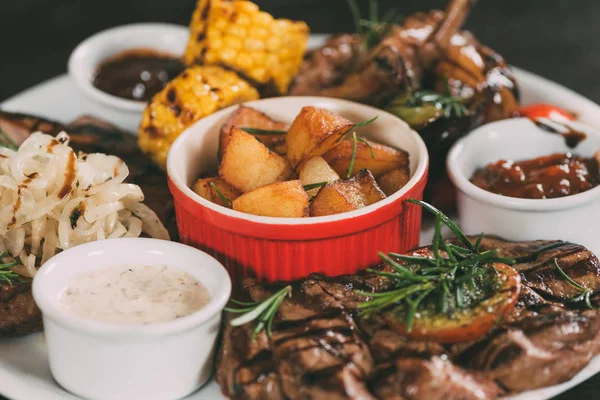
top-left (0, 110), bottom-right (64, 145)
top-left (0, 280), bottom-right (42, 337)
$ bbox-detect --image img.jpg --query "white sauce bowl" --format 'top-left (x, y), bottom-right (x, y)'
top-left (32, 238), bottom-right (231, 400)
top-left (447, 117), bottom-right (600, 254)
top-left (67, 23), bottom-right (188, 132)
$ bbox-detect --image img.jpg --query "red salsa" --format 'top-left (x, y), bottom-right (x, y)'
top-left (92, 49), bottom-right (185, 102)
top-left (471, 152), bottom-right (600, 199)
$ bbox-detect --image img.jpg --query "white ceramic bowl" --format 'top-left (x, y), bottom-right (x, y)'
top-left (67, 23), bottom-right (188, 132)
top-left (32, 238), bottom-right (231, 400)
top-left (447, 117), bottom-right (600, 254)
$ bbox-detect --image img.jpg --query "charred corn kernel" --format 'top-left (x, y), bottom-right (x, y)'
top-left (184, 0), bottom-right (309, 94)
top-left (138, 65), bottom-right (259, 169)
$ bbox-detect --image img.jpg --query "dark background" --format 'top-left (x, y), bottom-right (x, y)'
top-left (0, 0), bottom-right (598, 399)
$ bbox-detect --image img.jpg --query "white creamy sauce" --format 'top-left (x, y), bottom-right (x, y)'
top-left (59, 265), bottom-right (210, 324)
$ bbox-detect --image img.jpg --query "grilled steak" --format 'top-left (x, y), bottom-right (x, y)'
top-left (0, 111), bottom-right (176, 337)
top-left (216, 236), bottom-right (600, 399)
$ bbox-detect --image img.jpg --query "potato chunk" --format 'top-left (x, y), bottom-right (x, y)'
top-left (377, 168), bottom-right (411, 196)
top-left (192, 177), bottom-right (241, 208)
top-left (219, 127), bottom-right (293, 193)
top-left (286, 107), bottom-right (354, 169)
top-left (233, 180), bottom-right (309, 218)
top-left (323, 138), bottom-right (409, 178)
top-left (219, 105), bottom-right (287, 159)
top-left (309, 180), bottom-right (367, 217)
top-left (298, 156), bottom-right (340, 197)
top-left (352, 169), bottom-right (386, 205)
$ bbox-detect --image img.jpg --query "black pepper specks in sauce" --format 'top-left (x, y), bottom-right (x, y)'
top-left (471, 152), bottom-right (600, 199)
top-left (92, 49), bottom-right (185, 102)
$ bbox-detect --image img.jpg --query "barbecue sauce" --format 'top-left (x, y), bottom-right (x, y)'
top-left (471, 153), bottom-right (600, 199)
top-left (92, 49), bottom-right (185, 102)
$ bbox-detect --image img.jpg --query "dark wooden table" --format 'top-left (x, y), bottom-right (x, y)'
top-left (0, 0), bottom-right (598, 399)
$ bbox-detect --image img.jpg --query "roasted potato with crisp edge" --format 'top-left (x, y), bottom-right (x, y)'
top-left (219, 105), bottom-right (287, 159)
top-left (286, 106), bottom-right (354, 169)
top-left (309, 179), bottom-right (367, 217)
top-left (192, 177), bottom-right (241, 208)
top-left (298, 156), bottom-right (340, 197)
top-left (233, 180), bottom-right (309, 217)
top-left (323, 138), bottom-right (409, 178)
top-left (352, 169), bottom-right (386, 205)
top-left (219, 127), bottom-right (293, 192)
top-left (377, 168), bottom-right (411, 196)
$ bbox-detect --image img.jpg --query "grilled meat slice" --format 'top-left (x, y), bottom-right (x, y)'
top-left (268, 277), bottom-right (374, 400)
top-left (0, 281), bottom-right (42, 337)
top-left (0, 110), bottom-right (64, 146)
top-left (217, 280), bottom-right (284, 400)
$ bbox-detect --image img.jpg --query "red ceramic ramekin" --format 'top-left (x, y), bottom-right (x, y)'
top-left (167, 97), bottom-right (429, 283)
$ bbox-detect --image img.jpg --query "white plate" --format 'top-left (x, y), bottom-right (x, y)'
top-left (1, 33), bottom-right (600, 400)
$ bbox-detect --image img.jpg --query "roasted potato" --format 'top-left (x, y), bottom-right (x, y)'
top-left (286, 107), bottom-right (354, 169)
top-left (219, 105), bottom-right (287, 159)
top-left (377, 168), bottom-right (411, 196)
top-left (192, 177), bottom-right (241, 207)
top-left (233, 180), bottom-right (309, 217)
top-left (309, 179), bottom-right (367, 217)
top-left (323, 138), bottom-right (409, 178)
top-left (219, 127), bottom-right (293, 192)
top-left (298, 156), bottom-right (340, 197)
top-left (352, 169), bottom-right (386, 205)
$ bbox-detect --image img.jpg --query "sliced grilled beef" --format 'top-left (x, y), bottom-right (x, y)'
top-left (0, 281), bottom-right (42, 337)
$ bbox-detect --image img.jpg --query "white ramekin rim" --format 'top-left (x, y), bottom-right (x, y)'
top-left (447, 117), bottom-right (600, 212)
top-left (166, 96), bottom-right (429, 226)
top-left (67, 23), bottom-right (188, 113)
top-left (32, 238), bottom-right (231, 339)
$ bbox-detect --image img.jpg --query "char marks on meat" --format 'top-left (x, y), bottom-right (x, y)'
top-left (217, 236), bottom-right (600, 399)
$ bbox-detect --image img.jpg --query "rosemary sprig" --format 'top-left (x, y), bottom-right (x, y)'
top-left (303, 181), bottom-right (328, 191)
top-left (347, 0), bottom-right (401, 49)
top-left (553, 258), bottom-right (598, 309)
top-left (240, 127), bottom-right (287, 136)
top-left (210, 182), bottom-right (232, 207)
top-left (407, 90), bottom-right (468, 118)
top-left (347, 132), bottom-right (375, 178)
top-left (358, 199), bottom-right (516, 332)
top-left (0, 129), bottom-right (18, 151)
top-left (225, 285), bottom-right (292, 339)
top-left (0, 252), bottom-right (22, 285)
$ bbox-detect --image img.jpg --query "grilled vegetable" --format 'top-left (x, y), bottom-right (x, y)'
top-left (184, 0), bottom-right (309, 95)
top-left (138, 65), bottom-right (259, 169)
top-left (518, 104), bottom-right (575, 122)
top-left (232, 180), bottom-right (309, 217)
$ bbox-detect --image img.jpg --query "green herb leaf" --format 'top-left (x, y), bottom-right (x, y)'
top-left (347, 132), bottom-right (359, 178)
top-left (240, 127), bottom-right (287, 136)
top-left (210, 182), bottom-right (232, 207)
top-left (0, 252), bottom-right (22, 285)
top-left (0, 129), bottom-right (18, 151)
top-left (303, 181), bottom-right (328, 191)
top-left (226, 285), bottom-right (291, 338)
top-left (353, 116), bottom-right (378, 129)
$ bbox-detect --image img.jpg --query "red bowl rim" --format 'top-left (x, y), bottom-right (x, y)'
top-left (166, 96), bottom-right (429, 239)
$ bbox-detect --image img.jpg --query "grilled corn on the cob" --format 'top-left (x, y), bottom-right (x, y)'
top-left (138, 65), bottom-right (259, 169)
top-left (184, 0), bottom-right (309, 94)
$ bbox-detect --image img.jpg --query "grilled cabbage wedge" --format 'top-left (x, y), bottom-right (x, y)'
top-left (184, 0), bottom-right (309, 95)
top-left (138, 65), bottom-right (259, 169)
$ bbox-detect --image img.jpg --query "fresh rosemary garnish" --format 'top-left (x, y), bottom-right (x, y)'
top-left (303, 181), bottom-right (328, 191)
top-left (0, 252), bottom-right (22, 285)
top-left (353, 116), bottom-right (378, 129)
top-left (406, 90), bottom-right (468, 118)
top-left (347, 0), bottom-right (401, 50)
top-left (347, 132), bottom-right (375, 178)
top-left (209, 182), bottom-right (232, 207)
top-left (553, 258), bottom-right (598, 309)
top-left (357, 199), bottom-right (516, 332)
top-left (225, 285), bottom-right (292, 339)
top-left (240, 127), bottom-right (287, 136)
top-left (0, 129), bottom-right (18, 150)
